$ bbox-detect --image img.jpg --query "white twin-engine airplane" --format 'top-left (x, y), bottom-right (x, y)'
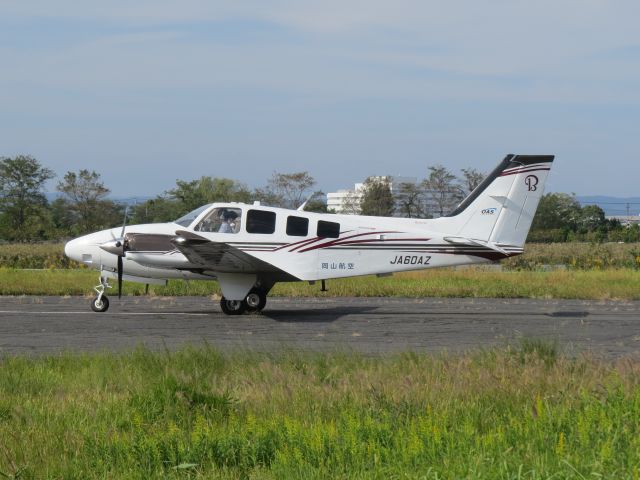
top-left (64, 154), bottom-right (554, 314)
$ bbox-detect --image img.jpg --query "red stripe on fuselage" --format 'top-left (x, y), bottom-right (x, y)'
top-left (297, 230), bottom-right (400, 253)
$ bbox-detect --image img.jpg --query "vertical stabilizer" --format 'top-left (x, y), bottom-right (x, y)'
top-left (440, 154), bottom-right (554, 248)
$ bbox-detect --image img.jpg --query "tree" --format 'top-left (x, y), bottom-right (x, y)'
top-left (422, 165), bottom-right (463, 217)
top-left (252, 187), bottom-right (285, 208)
top-left (49, 197), bottom-right (76, 236)
top-left (577, 205), bottom-right (606, 234)
top-left (57, 169), bottom-right (120, 234)
top-left (303, 190), bottom-right (328, 213)
top-left (360, 177), bottom-right (395, 216)
top-left (395, 182), bottom-right (425, 218)
top-left (0, 155), bottom-right (55, 241)
top-left (168, 176), bottom-right (252, 212)
top-left (531, 193), bottom-right (582, 231)
top-left (267, 172), bottom-right (316, 209)
top-left (460, 168), bottom-right (485, 195)
top-left (130, 196), bottom-right (183, 224)
top-left (338, 190), bottom-right (362, 215)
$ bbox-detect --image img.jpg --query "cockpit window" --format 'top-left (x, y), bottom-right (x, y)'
top-left (194, 207), bottom-right (242, 233)
top-left (174, 204), bottom-right (211, 227)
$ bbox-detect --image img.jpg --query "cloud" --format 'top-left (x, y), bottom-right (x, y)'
top-left (1, 1), bottom-right (640, 196)
top-left (2, 0), bottom-right (639, 104)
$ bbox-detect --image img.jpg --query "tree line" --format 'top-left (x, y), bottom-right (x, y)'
top-left (0, 155), bottom-right (326, 241)
top-left (0, 154), bottom-right (636, 243)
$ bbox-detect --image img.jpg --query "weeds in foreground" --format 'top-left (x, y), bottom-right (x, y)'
top-left (0, 346), bottom-right (639, 478)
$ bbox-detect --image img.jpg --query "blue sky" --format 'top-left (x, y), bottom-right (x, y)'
top-left (1, 1), bottom-right (639, 197)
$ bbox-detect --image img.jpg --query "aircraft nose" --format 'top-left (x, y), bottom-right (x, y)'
top-left (64, 237), bottom-right (84, 263)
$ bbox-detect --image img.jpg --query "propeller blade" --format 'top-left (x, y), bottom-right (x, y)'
top-left (117, 255), bottom-right (123, 299)
top-left (120, 206), bottom-right (129, 238)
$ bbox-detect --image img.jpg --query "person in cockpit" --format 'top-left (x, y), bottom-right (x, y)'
top-left (218, 210), bottom-right (238, 233)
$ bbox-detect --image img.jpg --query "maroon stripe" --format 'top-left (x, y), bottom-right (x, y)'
top-left (331, 237), bottom-right (432, 247)
top-left (297, 230), bottom-right (399, 253)
top-left (499, 167), bottom-right (550, 177)
top-left (276, 236), bottom-right (321, 252)
top-left (501, 163), bottom-right (547, 173)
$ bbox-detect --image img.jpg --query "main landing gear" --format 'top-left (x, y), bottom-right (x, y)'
top-left (91, 275), bottom-right (111, 312)
top-left (220, 288), bottom-right (268, 315)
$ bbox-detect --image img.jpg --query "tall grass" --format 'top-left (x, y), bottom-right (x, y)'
top-left (503, 242), bottom-right (640, 270)
top-left (3, 242), bottom-right (640, 270)
top-left (0, 243), bottom-right (79, 269)
top-left (2, 268), bottom-right (640, 300)
top-left (0, 346), bottom-right (639, 478)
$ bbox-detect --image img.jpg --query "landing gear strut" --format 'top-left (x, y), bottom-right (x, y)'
top-left (219, 288), bottom-right (268, 315)
top-left (92, 275), bottom-right (111, 313)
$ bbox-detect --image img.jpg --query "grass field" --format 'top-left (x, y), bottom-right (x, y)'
top-left (0, 345), bottom-right (638, 479)
top-left (2, 242), bottom-right (640, 270)
top-left (2, 267), bottom-right (640, 300)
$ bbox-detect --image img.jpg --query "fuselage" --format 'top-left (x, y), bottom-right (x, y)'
top-left (64, 202), bottom-right (520, 283)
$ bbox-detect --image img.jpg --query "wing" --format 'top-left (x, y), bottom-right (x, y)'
top-left (172, 230), bottom-right (297, 279)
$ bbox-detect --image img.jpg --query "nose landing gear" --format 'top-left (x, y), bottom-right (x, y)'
top-left (91, 275), bottom-right (111, 312)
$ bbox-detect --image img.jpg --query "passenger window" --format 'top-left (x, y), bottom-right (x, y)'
top-left (247, 209), bottom-right (276, 234)
top-left (286, 216), bottom-right (309, 236)
top-left (317, 220), bottom-right (340, 238)
top-left (195, 207), bottom-right (242, 233)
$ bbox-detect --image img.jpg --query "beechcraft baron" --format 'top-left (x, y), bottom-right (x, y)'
top-left (64, 154), bottom-right (554, 314)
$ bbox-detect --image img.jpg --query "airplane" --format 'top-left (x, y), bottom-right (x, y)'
top-left (64, 154), bottom-right (554, 314)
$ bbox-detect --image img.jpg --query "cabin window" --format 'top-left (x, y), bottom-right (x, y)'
top-left (247, 209), bottom-right (276, 234)
top-left (317, 220), bottom-right (340, 238)
top-left (194, 207), bottom-right (242, 233)
top-left (286, 216), bottom-right (309, 236)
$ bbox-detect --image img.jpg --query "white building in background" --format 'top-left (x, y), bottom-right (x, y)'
top-left (606, 215), bottom-right (640, 225)
top-left (327, 176), bottom-right (418, 215)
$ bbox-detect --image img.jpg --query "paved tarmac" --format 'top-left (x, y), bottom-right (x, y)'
top-left (1, 296), bottom-right (639, 358)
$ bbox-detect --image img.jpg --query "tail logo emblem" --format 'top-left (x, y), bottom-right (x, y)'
top-left (525, 175), bottom-right (539, 191)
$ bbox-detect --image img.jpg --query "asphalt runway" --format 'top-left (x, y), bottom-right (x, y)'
top-left (1, 296), bottom-right (640, 358)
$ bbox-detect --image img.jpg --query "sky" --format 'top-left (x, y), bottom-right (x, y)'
top-left (1, 1), bottom-right (639, 197)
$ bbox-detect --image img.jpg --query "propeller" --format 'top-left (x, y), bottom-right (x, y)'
top-left (99, 206), bottom-right (129, 298)
top-left (117, 206), bottom-right (128, 298)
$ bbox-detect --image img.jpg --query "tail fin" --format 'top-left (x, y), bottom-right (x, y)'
top-left (439, 154), bottom-right (554, 248)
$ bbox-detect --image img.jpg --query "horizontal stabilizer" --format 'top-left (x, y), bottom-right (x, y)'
top-left (444, 236), bottom-right (509, 255)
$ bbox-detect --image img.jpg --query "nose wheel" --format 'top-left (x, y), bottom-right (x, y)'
top-left (91, 274), bottom-right (112, 313)
top-left (91, 295), bottom-right (110, 312)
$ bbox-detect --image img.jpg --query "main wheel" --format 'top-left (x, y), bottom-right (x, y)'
top-left (245, 288), bottom-right (267, 312)
top-left (220, 297), bottom-right (247, 315)
top-left (91, 295), bottom-right (110, 312)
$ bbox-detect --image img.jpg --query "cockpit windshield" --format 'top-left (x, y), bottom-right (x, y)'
top-left (195, 207), bottom-right (242, 233)
top-left (174, 204), bottom-right (212, 227)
